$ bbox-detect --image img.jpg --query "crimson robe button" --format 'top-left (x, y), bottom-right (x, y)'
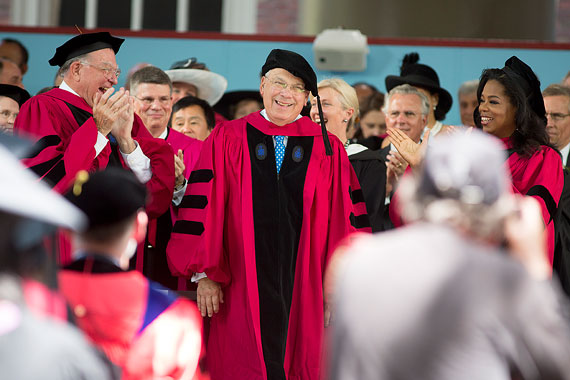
top-left (292, 146), bottom-right (304, 162)
top-left (74, 304), bottom-right (86, 318)
top-left (255, 143), bottom-right (267, 160)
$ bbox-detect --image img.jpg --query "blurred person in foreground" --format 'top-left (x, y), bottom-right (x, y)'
top-left (167, 49), bottom-right (369, 380)
top-left (457, 79), bottom-right (479, 127)
top-left (310, 78), bottom-right (386, 232)
top-left (328, 130), bottom-right (570, 380)
top-left (59, 168), bottom-right (202, 380)
top-left (0, 134), bottom-right (117, 379)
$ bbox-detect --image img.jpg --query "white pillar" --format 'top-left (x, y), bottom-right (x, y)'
top-left (222, 0), bottom-right (258, 34)
top-left (131, 0), bottom-right (143, 31)
top-left (176, 0), bottom-right (189, 32)
top-left (12, 0), bottom-right (40, 26)
top-left (85, 0), bottom-right (98, 29)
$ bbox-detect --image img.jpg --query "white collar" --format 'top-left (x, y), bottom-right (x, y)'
top-left (561, 142), bottom-right (570, 166)
top-left (158, 128), bottom-right (168, 140)
top-left (260, 109), bottom-right (302, 123)
top-left (421, 120), bottom-right (443, 139)
top-left (59, 80), bottom-right (81, 98)
top-left (346, 143), bottom-right (368, 156)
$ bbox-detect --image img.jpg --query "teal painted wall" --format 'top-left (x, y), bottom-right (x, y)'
top-left (2, 31), bottom-right (569, 126)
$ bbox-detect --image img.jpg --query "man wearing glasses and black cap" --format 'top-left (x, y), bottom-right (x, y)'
top-left (0, 83), bottom-right (29, 134)
top-left (167, 49), bottom-right (370, 380)
top-left (14, 32), bottom-right (175, 264)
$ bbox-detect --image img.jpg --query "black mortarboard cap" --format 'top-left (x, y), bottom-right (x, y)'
top-left (48, 32), bottom-right (124, 67)
top-left (65, 168), bottom-right (146, 229)
top-left (0, 84), bottom-right (30, 107)
top-left (502, 56), bottom-right (546, 125)
top-left (261, 49), bottom-right (331, 155)
top-left (261, 49), bottom-right (318, 96)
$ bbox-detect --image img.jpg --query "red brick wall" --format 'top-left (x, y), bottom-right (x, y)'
top-left (257, 0), bottom-right (298, 35)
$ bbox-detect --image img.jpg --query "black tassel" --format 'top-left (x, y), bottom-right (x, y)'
top-left (316, 94), bottom-right (332, 156)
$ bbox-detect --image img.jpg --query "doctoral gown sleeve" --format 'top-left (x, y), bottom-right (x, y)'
top-left (510, 147), bottom-right (563, 265)
top-left (131, 117), bottom-right (175, 219)
top-left (166, 124), bottom-right (232, 286)
top-left (15, 95), bottom-right (110, 193)
top-left (350, 158), bottom-right (387, 232)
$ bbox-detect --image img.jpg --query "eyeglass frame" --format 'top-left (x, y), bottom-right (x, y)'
top-left (263, 75), bottom-right (308, 95)
top-left (546, 112), bottom-right (570, 122)
top-left (80, 61), bottom-right (121, 80)
top-left (133, 95), bottom-right (172, 107)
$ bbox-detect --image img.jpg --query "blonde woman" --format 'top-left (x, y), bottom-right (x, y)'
top-left (310, 78), bottom-right (386, 232)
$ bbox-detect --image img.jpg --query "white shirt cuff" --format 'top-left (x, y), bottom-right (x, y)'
top-left (172, 180), bottom-right (187, 206)
top-left (121, 141), bottom-right (152, 184)
top-left (94, 132), bottom-right (109, 157)
top-left (191, 272), bottom-right (207, 283)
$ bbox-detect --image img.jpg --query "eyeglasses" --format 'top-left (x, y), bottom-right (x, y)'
top-left (169, 57), bottom-right (207, 70)
top-left (387, 110), bottom-right (420, 119)
top-left (264, 76), bottom-right (307, 94)
top-left (81, 61), bottom-right (121, 79)
top-left (546, 112), bottom-right (570, 122)
top-left (134, 96), bottom-right (171, 106)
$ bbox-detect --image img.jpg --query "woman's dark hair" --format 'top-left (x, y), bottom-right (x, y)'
top-left (171, 95), bottom-right (216, 130)
top-left (353, 91), bottom-right (385, 140)
top-left (474, 68), bottom-right (549, 157)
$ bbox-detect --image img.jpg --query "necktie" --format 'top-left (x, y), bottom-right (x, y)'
top-left (275, 135), bottom-right (285, 173)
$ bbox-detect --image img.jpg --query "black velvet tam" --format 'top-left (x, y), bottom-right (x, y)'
top-left (65, 167), bottom-right (146, 229)
top-left (261, 49), bottom-right (318, 96)
top-left (0, 84), bottom-right (30, 107)
top-left (48, 32), bottom-right (124, 67)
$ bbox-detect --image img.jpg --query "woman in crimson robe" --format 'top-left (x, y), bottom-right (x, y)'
top-left (389, 56), bottom-right (563, 267)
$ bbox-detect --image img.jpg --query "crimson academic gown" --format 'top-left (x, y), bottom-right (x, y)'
top-left (58, 255), bottom-right (202, 380)
top-left (140, 128), bottom-right (203, 289)
top-left (167, 111), bottom-right (370, 380)
top-left (14, 88), bottom-right (175, 219)
top-left (501, 138), bottom-right (563, 265)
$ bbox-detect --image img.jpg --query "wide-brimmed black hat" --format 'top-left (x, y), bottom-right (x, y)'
top-left (385, 53), bottom-right (452, 121)
top-left (0, 84), bottom-right (30, 107)
top-left (48, 32), bottom-right (124, 67)
top-left (65, 168), bottom-right (146, 229)
top-left (213, 90), bottom-right (262, 120)
top-left (502, 56), bottom-right (546, 125)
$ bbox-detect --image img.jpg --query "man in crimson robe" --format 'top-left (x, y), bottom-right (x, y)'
top-left (167, 49), bottom-right (370, 380)
top-left (129, 65), bottom-right (203, 289)
top-left (13, 32), bottom-right (175, 264)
